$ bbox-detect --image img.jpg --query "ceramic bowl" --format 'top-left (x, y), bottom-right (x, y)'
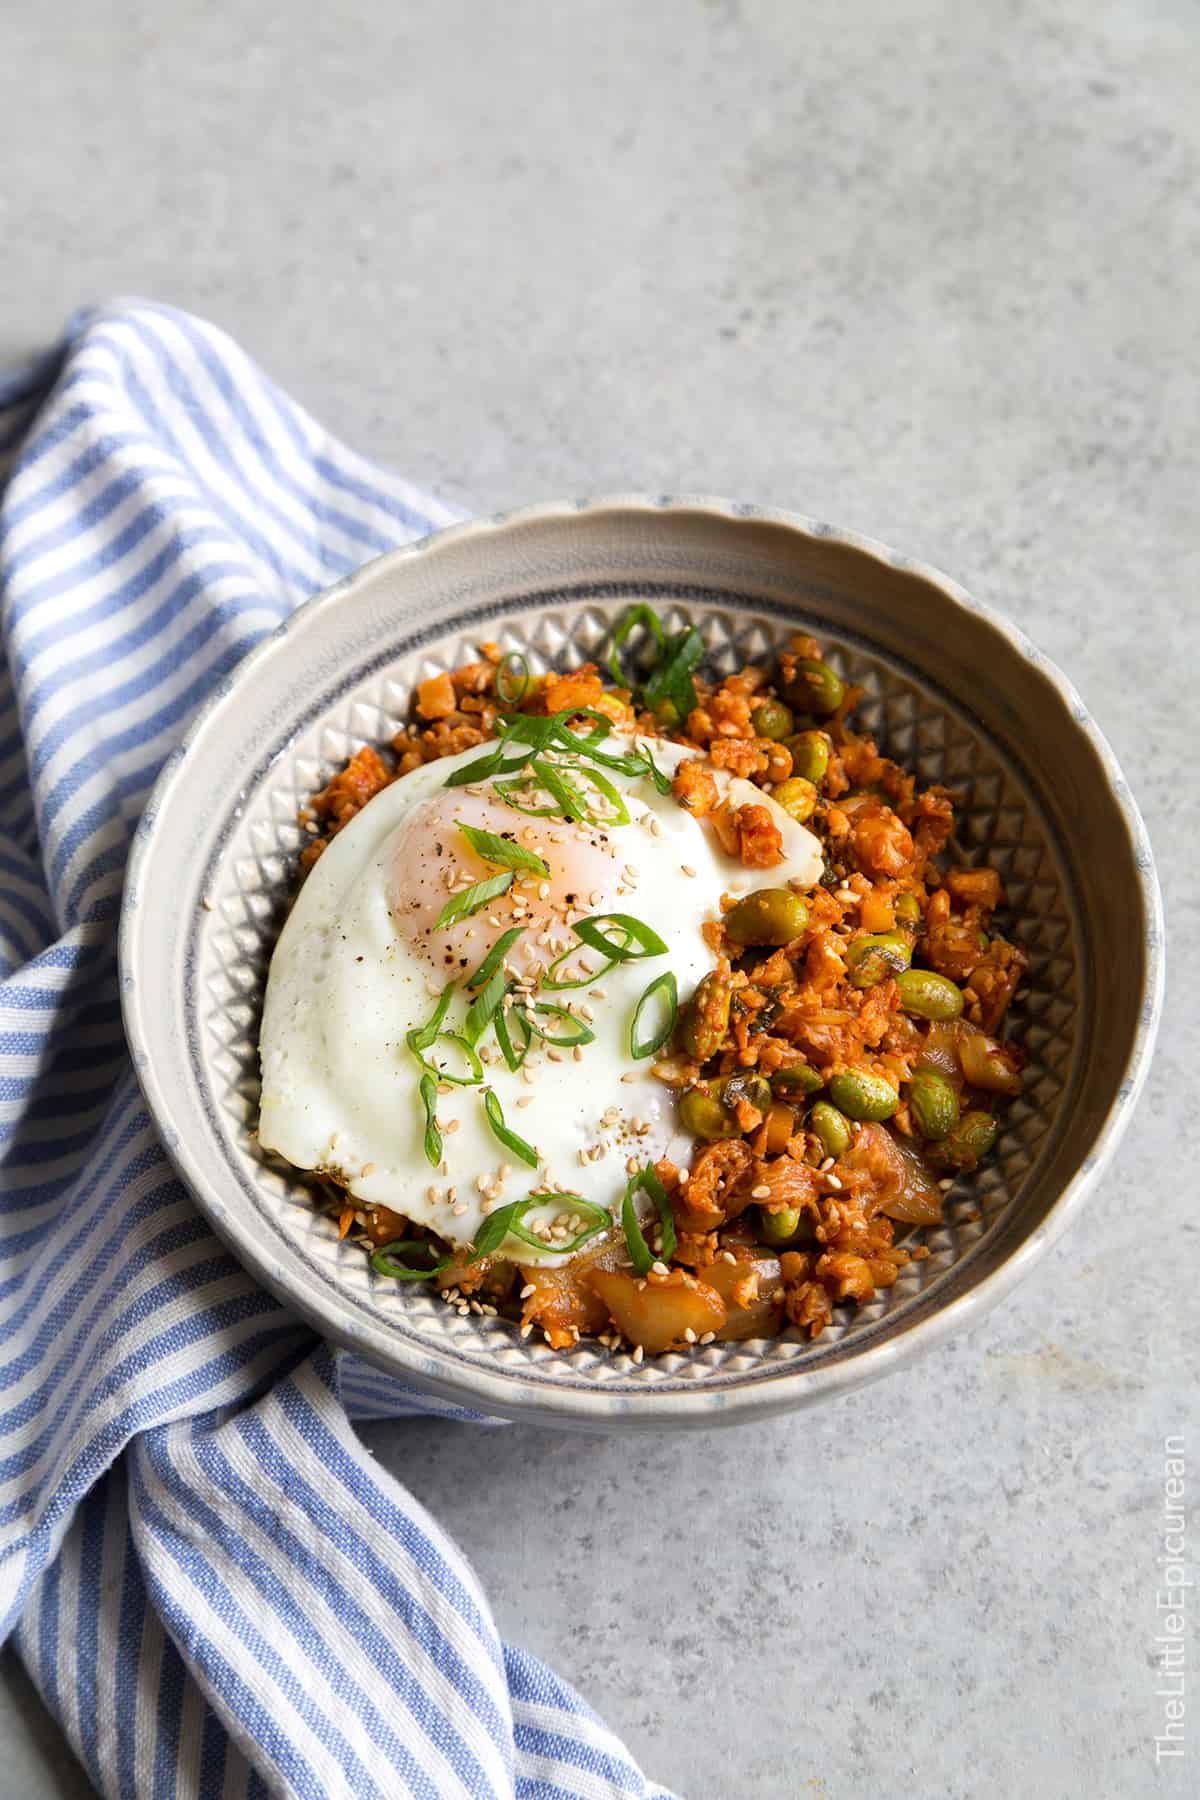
top-left (120, 497), bottom-right (1163, 1428)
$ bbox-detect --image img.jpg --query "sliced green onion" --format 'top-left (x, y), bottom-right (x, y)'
top-left (494, 761), bottom-right (583, 821)
top-left (641, 625), bottom-right (704, 722)
top-left (462, 965), bottom-right (509, 1047)
top-left (540, 942), bottom-right (622, 991)
top-left (569, 763), bottom-right (631, 825)
top-left (410, 1031), bottom-right (484, 1086)
top-left (470, 1193), bottom-right (610, 1261)
top-left (433, 869), bottom-right (514, 931)
top-left (630, 970), bottom-right (678, 1058)
top-left (524, 1002), bottom-right (596, 1047)
top-left (633, 743), bottom-right (673, 795)
top-left (370, 1237), bottom-right (454, 1281)
top-left (408, 982), bottom-right (455, 1053)
top-left (575, 739), bottom-right (672, 795)
top-left (417, 1072), bottom-right (441, 1167)
top-left (444, 704), bottom-right (669, 813)
top-left (620, 1162), bottom-right (677, 1275)
top-left (482, 1088), bottom-right (538, 1168)
top-left (466, 926), bottom-right (524, 990)
top-left (607, 605), bottom-right (667, 692)
top-left (495, 713), bottom-right (562, 749)
top-left (457, 822), bottom-right (548, 876)
top-left (444, 744), bottom-right (536, 788)
top-left (572, 912), bottom-right (668, 961)
top-left (406, 988), bottom-right (484, 1085)
top-left (530, 758), bottom-right (590, 822)
top-left (558, 708), bottom-right (615, 744)
top-left (494, 1002), bottom-right (532, 1071)
top-left (495, 651), bottom-right (530, 705)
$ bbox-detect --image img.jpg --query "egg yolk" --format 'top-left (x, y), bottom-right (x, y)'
top-left (385, 788), bottom-right (640, 983)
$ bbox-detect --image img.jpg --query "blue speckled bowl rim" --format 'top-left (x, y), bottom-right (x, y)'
top-left (119, 495), bottom-right (1165, 1428)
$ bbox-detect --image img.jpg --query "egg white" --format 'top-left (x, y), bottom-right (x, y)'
top-left (258, 734), bottom-right (822, 1263)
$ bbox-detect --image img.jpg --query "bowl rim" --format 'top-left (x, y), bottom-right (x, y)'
top-left (119, 494), bottom-right (1165, 1427)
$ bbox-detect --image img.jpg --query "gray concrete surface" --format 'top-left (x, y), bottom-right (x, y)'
top-left (2, 1), bottom-right (1196, 1795)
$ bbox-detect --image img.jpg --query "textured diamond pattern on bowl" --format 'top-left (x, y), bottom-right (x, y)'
top-left (198, 602), bottom-right (1079, 1387)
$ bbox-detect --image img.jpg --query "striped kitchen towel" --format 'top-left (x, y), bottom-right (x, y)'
top-left (0, 302), bottom-right (674, 1800)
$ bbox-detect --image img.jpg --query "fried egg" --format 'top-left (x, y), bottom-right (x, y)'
top-left (258, 734), bottom-right (822, 1263)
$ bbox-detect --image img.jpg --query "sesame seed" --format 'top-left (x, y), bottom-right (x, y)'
top-left (547, 1048), bottom-right (565, 1064)
top-left (650, 1260), bottom-right (670, 1276)
top-left (699, 1330), bottom-right (716, 1345)
top-left (819, 1156), bottom-right (835, 1172)
top-left (632, 1344), bottom-right (645, 1364)
top-left (201, 894), bottom-right (214, 911)
top-left (520, 1283), bottom-right (537, 1299)
top-left (573, 1045), bottom-right (584, 1062)
top-left (626, 1156), bottom-right (640, 1175)
top-left (444, 1119), bottom-right (461, 1134)
top-left (621, 1071), bottom-right (638, 1084)
top-left (590, 987), bottom-right (608, 1001)
top-left (519, 1320), bottom-right (534, 1338)
top-left (938, 1177), bottom-right (955, 1190)
top-left (516, 1094), bottom-right (535, 1108)
top-left (579, 1004), bottom-right (595, 1022)
top-left (751, 1184), bottom-right (771, 1199)
top-left (719, 1250), bottom-right (737, 1265)
top-left (826, 1174), bottom-right (843, 1191)
top-left (452, 1202), bottom-right (468, 1216)
top-left (683, 1328), bottom-right (697, 1344)
top-left (680, 864), bottom-right (696, 877)
top-left (425, 1184), bottom-right (438, 1203)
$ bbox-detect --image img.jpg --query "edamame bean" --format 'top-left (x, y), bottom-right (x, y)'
top-left (710, 1072), bottom-right (772, 1116)
top-left (829, 1068), bottom-right (900, 1122)
top-left (725, 888), bottom-right (810, 946)
top-left (845, 930), bottom-right (913, 989)
top-left (759, 1206), bottom-right (811, 1247)
top-left (809, 1100), bottom-right (852, 1158)
top-left (680, 969), bottom-right (732, 1061)
top-left (894, 891), bottom-right (922, 927)
top-left (908, 1070), bottom-right (960, 1140)
top-left (771, 777), bottom-right (818, 824)
top-left (895, 968), bottom-right (964, 1020)
top-left (770, 1060), bottom-right (824, 1097)
top-left (928, 1109), bottom-right (998, 1171)
top-left (787, 658), bottom-right (846, 718)
top-left (751, 699), bottom-right (795, 741)
top-left (679, 1086), bottom-right (741, 1140)
top-left (786, 730), bottom-right (832, 784)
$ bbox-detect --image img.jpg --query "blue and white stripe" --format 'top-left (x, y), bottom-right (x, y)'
top-left (0, 302), bottom-right (674, 1799)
